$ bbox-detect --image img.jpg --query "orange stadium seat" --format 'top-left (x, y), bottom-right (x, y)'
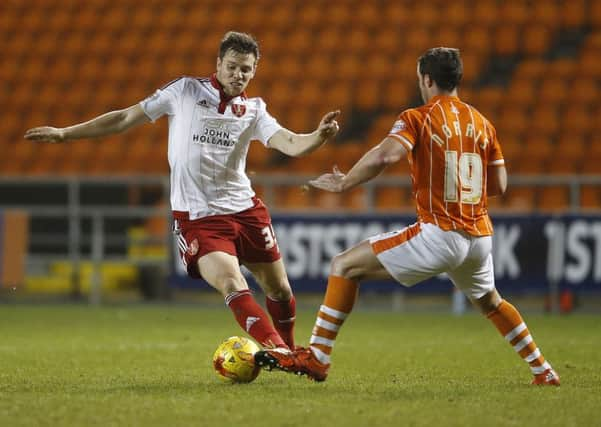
top-left (353, 81), bottom-right (381, 111)
top-left (538, 186), bottom-right (570, 211)
top-left (538, 78), bottom-right (568, 104)
top-left (297, 4), bottom-right (321, 28)
top-left (561, 107), bottom-right (593, 135)
top-left (505, 187), bottom-right (536, 212)
top-left (495, 106), bottom-right (529, 139)
top-left (431, 27), bottom-right (462, 49)
top-left (515, 159), bottom-right (547, 175)
top-left (352, 3), bottom-right (381, 29)
top-left (547, 59), bottom-right (576, 79)
top-left (522, 26), bottom-right (553, 55)
top-left (372, 28), bottom-right (402, 56)
top-left (344, 187), bottom-right (367, 211)
top-left (548, 157), bottom-right (580, 174)
top-left (323, 3), bottom-right (352, 28)
top-left (463, 26), bottom-right (492, 53)
top-left (375, 187), bottom-right (411, 211)
top-left (494, 25), bottom-right (521, 56)
top-left (383, 2), bottom-right (411, 27)
top-left (499, 2), bottom-right (529, 26)
top-left (580, 186), bottom-right (601, 208)
top-left (530, 0), bottom-right (560, 28)
top-left (412, 2), bottom-right (440, 28)
top-left (446, 1), bottom-right (470, 27)
top-left (579, 50), bottom-right (601, 79)
top-left (471, 3), bottom-right (499, 30)
top-left (592, 2), bottom-right (601, 26)
top-left (530, 106), bottom-right (561, 137)
top-left (515, 59), bottom-right (547, 80)
top-left (314, 191), bottom-right (343, 212)
top-left (560, 0), bottom-right (586, 28)
top-left (382, 82), bottom-right (413, 110)
top-left (570, 80), bottom-right (599, 107)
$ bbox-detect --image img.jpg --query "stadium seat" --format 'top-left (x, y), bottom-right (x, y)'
top-left (463, 26), bottom-right (492, 53)
top-left (580, 186), bottom-right (601, 208)
top-left (494, 26), bottom-right (520, 55)
top-left (375, 187), bottom-right (411, 211)
top-left (560, 0), bottom-right (586, 28)
top-left (505, 187), bottom-right (536, 211)
top-left (538, 78), bottom-right (568, 104)
top-left (538, 186), bottom-right (570, 211)
top-left (500, 2), bottom-right (529, 25)
top-left (522, 26), bottom-right (552, 55)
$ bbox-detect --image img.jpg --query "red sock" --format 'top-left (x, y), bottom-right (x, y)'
top-left (226, 290), bottom-right (286, 348)
top-left (266, 295), bottom-right (296, 349)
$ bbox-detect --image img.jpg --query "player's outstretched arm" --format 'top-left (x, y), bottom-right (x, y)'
top-left (487, 165), bottom-right (507, 197)
top-left (310, 137), bottom-right (407, 193)
top-left (268, 110), bottom-right (340, 157)
top-left (24, 104), bottom-right (149, 143)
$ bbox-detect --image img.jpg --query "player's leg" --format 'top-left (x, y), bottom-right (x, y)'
top-left (236, 197), bottom-right (297, 348)
top-left (244, 259), bottom-right (296, 349)
top-left (448, 238), bottom-right (560, 385)
top-left (196, 251), bottom-right (287, 348)
top-left (306, 239), bottom-right (390, 366)
top-left (255, 239), bottom-right (391, 380)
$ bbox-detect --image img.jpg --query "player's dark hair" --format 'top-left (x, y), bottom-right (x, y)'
top-left (219, 31), bottom-right (260, 62)
top-left (417, 47), bottom-right (463, 91)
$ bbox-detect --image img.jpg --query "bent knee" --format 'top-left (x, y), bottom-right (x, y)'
top-left (330, 254), bottom-right (364, 282)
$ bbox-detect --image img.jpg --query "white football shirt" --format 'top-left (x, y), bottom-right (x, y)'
top-left (140, 76), bottom-right (282, 219)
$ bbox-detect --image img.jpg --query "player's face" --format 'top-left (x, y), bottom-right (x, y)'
top-left (216, 50), bottom-right (256, 97)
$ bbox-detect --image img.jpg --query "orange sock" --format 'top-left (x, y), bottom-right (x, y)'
top-left (309, 275), bottom-right (359, 365)
top-left (487, 299), bottom-right (552, 375)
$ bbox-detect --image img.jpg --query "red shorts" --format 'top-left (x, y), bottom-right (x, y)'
top-left (172, 197), bottom-right (281, 279)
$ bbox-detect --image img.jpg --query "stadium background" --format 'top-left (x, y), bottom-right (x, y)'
top-left (1, 0), bottom-right (601, 311)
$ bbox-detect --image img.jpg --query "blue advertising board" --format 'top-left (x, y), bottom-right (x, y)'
top-left (169, 213), bottom-right (601, 294)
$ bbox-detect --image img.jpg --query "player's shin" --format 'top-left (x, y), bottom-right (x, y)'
top-left (226, 289), bottom-right (287, 349)
top-left (309, 275), bottom-right (358, 365)
top-left (266, 295), bottom-right (296, 349)
top-left (486, 299), bottom-right (555, 377)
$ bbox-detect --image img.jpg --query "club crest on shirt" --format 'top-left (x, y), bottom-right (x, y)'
top-left (390, 119), bottom-right (406, 133)
top-left (187, 239), bottom-right (199, 256)
top-left (231, 103), bottom-right (246, 117)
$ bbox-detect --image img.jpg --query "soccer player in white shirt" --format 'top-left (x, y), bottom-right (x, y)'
top-left (25, 31), bottom-right (340, 349)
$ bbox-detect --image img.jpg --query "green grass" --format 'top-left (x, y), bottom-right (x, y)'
top-left (0, 305), bottom-right (599, 427)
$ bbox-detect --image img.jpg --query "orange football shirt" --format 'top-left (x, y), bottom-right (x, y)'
top-left (388, 95), bottom-right (504, 236)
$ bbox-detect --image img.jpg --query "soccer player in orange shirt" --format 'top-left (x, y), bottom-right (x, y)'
top-left (255, 47), bottom-right (559, 385)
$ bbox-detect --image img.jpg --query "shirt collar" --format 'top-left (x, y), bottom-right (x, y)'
top-left (210, 74), bottom-right (247, 114)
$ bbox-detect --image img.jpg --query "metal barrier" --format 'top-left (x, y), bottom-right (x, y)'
top-left (1, 174), bottom-right (600, 304)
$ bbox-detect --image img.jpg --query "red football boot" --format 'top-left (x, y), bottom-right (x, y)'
top-left (255, 347), bottom-right (330, 382)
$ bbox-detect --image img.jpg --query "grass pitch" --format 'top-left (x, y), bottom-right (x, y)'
top-left (0, 304), bottom-right (599, 427)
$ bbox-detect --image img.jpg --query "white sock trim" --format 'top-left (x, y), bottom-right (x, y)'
top-left (531, 361), bottom-right (551, 375)
top-left (513, 334), bottom-right (533, 352)
top-left (310, 335), bottom-right (334, 347)
top-left (504, 322), bottom-right (527, 342)
top-left (524, 348), bottom-right (541, 363)
top-left (316, 317), bottom-right (339, 332)
top-left (320, 305), bottom-right (348, 320)
top-left (310, 346), bottom-right (331, 365)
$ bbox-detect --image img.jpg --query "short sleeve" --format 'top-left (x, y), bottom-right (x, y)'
top-left (387, 109), bottom-right (421, 152)
top-left (486, 123), bottom-right (505, 167)
top-left (251, 98), bottom-right (283, 147)
top-left (139, 77), bottom-right (186, 122)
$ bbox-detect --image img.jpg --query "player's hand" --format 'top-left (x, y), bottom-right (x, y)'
top-left (317, 110), bottom-right (340, 141)
top-left (309, 165), bottom-right (346, 193)
top-left (24, 126), bottom-right (66, 143)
